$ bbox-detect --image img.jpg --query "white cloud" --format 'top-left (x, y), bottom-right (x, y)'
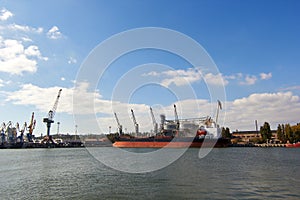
top-left (239, 75), bottom-right (257, 85)
top-left (6, 23), bottom-right (43, 34)
top-left (144, 68), bottom-right (273, 87)
top-left (68, 56), bottom-right (77, 64)
top-left (21, 37), bottom-right (33, 42)
top-left (24, 45), bottom-right (48, 61)
top-left (6, 84), bottom-right (73, 114)
top-left (0, 79), bottom-right (11, 87)
top-left (260, 72), bottom-right (272, 80)
top-left (143, 67), bottom-right (228, 87)
top-left (279, 85), bottom-right (300, 91)
top-left (204, 73), bottom-right (228, 86)
top-left (0, 8), bottom-right (13, 21)
top-left (225, 92), bottom-right (300, 131)
top-left (47, 26), bottom-right (62, 39)
top-left (0, 37), bottom-right (47, 75)
top-left (161, 67), bottom-right (203, 87)
top-left (61, 77), bottom-right (65, 81)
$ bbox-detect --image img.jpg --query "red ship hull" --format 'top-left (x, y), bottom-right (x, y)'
top-left (286, 142), bottom-right (300, 148)
top-left (113, 137), bottom-right (230, 148)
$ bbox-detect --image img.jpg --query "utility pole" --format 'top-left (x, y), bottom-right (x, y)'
top-left (75, 125), bottom-right (78, 141)
top-left (57, 122), bottom-right (60, 136)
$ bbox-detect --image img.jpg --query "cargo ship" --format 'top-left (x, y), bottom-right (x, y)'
top-left (112, 104), bottom-right (230, 148)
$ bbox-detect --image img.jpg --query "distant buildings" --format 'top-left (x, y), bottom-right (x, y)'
top-left (231, 130), bottom-right (279, 144)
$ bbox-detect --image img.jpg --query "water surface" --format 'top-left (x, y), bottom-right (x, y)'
top-left (0, 148), bottom-right (299, 199)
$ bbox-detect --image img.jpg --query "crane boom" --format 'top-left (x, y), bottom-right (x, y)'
top-left (48, 89), bottom-right (62, 120)
top-left (43, 89), bottom-right (62, 138)
top-left (28, 112), bottom-right (36, 135)
top-left (150, 107), bottom-right (158, 134)
top-left (114, 112), bottom-right (122, 135)
top-left (131, 109), bottom-right (139, 135)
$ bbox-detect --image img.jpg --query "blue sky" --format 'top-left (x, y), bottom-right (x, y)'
top-left (0, 0), bottom-right (300, 135)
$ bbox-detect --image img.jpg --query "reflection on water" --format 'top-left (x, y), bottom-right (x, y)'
top-left (0, 148), bottom-right (299, 199)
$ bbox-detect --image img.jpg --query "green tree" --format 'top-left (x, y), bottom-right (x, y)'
top-left (260, 122), bottom-right (272, 143)
top-left (291, 123), bottom-right (300, 143)
top-left (276, 124), bottom-right (286, 143)
top-left (284, 123), bottom-right (293, 143)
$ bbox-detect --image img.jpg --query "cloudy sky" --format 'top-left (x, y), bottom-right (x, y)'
top-left (0, 0), bottom-right (299, 135)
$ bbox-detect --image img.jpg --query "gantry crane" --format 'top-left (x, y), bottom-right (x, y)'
top-left (131, 109), bottom-right (139, 136)
top-left (150, 107), bottom-right (158, 135)
top-left (114, 112), bottom-right (123, 135)
top-left (43, 89), bottom-right (62, 139)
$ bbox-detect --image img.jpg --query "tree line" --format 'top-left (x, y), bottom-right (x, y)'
top-left (276, 123), bottom-right (300, 143)
top-left (222, 122), bottom-right (300, 144)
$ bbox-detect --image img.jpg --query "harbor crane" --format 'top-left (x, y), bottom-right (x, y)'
top-left (150, 107), bottom-right (158, 135)
top-left (174, 104), bottom-right (180, 131)
top-left (43, 89), bottom-right (62, 139)
top-left (19, 122), bottom-right (27, 143)
top-left (27, 112), bottom-right (36, 142)
top-left (114, 112), bottom-right (123, 135)
top-left (131, 109), bottom-right (139, 136)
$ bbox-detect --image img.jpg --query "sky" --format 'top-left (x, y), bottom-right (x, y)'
top-left (0, 0), bottom-right (300, 135)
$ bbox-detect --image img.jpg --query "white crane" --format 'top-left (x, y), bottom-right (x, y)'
top-left (114, 112), bottom-right (123, 135)
top-left (150, 107), bottom-right (158, 135)
top-left (131, 109), bottom-right (139, 136)
top-left (174, 104), bottom-right (180, 131)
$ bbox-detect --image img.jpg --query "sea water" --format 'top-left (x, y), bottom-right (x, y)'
top-left (0, 147), bottom-right (299, 199)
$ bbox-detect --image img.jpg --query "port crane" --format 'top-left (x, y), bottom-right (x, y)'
top-left (19, 122), bottom-right (27, 142)
top-left (150, 107), bottom-right (158, 135)
top-left (43, 89), bottom-right (62, 140)
top-left (131, 109), bottom-right (139, 136)
top-left (27, 112), bottom-right (36, 142)
top-left (174, 104), bottom-right (180, 131)
top-left (114, 112), bottom-right (123, 135)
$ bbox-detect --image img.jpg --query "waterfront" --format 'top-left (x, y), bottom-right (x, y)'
top-left (0, 148), bottom-right (299, 199)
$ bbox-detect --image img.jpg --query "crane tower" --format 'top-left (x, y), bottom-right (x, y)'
top-left (43, 89), bottom-right (62, 139)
